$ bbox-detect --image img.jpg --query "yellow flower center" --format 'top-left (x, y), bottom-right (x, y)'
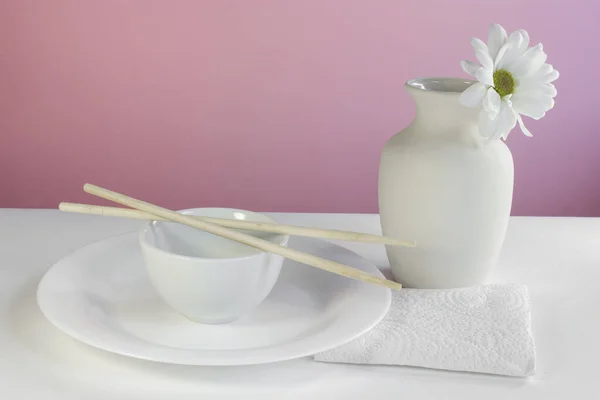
top-left (493, 69), bottom-right (516, 97)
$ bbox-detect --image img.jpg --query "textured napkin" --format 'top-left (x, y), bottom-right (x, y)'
top-left (315, 284), bottom-right (535, 377)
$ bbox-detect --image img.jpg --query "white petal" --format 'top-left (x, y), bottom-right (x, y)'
top-left (515, 111), bottom-right (533, 137)
top-left (471, 37), bottom-right (489, 54)
top-left (517, 81), bottom-right (557, 98)
top-left (475, 49), bottom-right (494, 71)
top-left (478, 109), bottom-right (499, 138)
top-left (530, 63), bottom-right (553, 79)
top-left (483, 87), bottom-right (501, 118)
top-left (523, 64), bottom-right (559, 85)
top-left (492, 103), bottom-right (517, 140)
top-left (511, 93), bottom-right (553, 120)
top-left (527, 45), bottom-right (548, 74)
top-left (475, 67), bottom-right (494, 86)
top-left (544, 69), bottom-right (559, 83)
top-left (459, 82), bottom-right (488, 107)
top-left (510, 44), bottom-right (547, 78)
top-left (487, 24), bottom-right (508, 60)
top-left (461, 60), bottom-right (481, 77)
top-left (512, 29), bottom-right (530, 54)
top-left (502, 30), bottom-right (530, 68)
top-left (494, 43), bottom-right (512, 69)
top-left (517, 29), bottom-right (530, 50)
top-left (511, 102), bottom-right (545, 120)
top-left (512, 96), bottom-right (554, 120)
top-left (544, 83), bottom-right (558, 97)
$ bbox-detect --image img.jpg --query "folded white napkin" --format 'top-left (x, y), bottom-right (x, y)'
top-left (315, 284), bottom-right (535, 377)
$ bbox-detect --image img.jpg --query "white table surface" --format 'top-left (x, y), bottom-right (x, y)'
top-left (0, 209), bottom-right (598, 399)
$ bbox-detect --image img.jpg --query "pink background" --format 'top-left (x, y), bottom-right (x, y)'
top-left (1, 1), bottom-right (598, 215)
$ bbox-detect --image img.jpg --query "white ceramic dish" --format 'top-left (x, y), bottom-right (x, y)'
top-left (139, 208), bottom-right (289, 324)
top-left (37, 234), bottom-right (391, 365)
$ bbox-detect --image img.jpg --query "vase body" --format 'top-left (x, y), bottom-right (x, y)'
top-left (379, 78), bottom-right (514, 288)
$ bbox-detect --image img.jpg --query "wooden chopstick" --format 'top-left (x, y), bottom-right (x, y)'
top-left (58, 202), bottom-right (416, 247)
top-left (82, 184), bottom-right (403, 291)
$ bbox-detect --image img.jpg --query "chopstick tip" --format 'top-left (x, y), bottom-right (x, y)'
top-left (391, 239), bottom-right (417, 247)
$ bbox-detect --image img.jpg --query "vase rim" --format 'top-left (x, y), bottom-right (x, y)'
top-left (405, 77), bottom-right (476, 95)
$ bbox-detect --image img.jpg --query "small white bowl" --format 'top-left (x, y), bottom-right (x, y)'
top-left (139, 208), bottom-right (289, 324)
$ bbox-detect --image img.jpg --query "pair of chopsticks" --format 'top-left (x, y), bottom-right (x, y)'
top-left (59, 203), bottom-right (415, 248)
top-left (62, 184), bottom-right (412, 290)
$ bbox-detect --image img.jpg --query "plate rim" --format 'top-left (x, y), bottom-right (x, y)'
top-left (37, 233), bottom-right (391, 366)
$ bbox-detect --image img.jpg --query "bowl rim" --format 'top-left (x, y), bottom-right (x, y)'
top-left (138, 207), bottom-right (289, 262)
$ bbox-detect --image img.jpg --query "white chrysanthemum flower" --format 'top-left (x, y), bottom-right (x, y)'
top-left (460, 23), bottom-right (559, 140)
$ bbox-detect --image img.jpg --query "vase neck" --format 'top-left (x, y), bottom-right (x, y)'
top-left (406, 78), bottom-right (479, 137)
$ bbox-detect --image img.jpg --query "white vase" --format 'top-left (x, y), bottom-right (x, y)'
top-left (378, 78), bottom-right (514, 288)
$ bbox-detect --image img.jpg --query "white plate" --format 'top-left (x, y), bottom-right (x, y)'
top-left (37, 234), bottom-right (391, 365)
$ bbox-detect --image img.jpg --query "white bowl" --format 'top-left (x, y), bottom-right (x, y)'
top-left (139, 208), bottom-right (289, 324)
